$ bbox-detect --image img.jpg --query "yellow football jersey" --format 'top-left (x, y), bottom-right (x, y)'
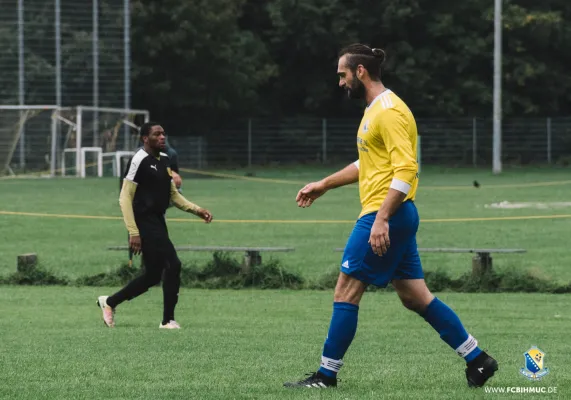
top-left (356, 89), bottom-right (419, 218)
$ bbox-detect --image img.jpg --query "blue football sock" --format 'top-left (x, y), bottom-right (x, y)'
top-left (318, 302), bottom-right (359, 378)
top-left (421, 297), bottom-right (482, 363)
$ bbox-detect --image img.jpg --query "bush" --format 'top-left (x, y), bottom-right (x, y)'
top-left (0, 264), bottom-right (69, 286)
top-left (306, 267), bottom-right (571, 294)
top-left (75, 252), bottom-right (305, 290)
top-left (75, 263), bottom-right (142, 287)
top-left (1, 254), bottom-right (570, 293)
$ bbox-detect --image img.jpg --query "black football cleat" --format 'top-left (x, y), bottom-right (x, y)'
top-left (284, 372), bottom-right (337, 388)
top-left (465, 351), bottom-right (498, 388)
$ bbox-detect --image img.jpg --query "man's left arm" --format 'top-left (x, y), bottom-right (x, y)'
top-left (170, 182), bottom-right (213, 223)
top-left (378, 109), bottom-right (418, 217)
top-left (370, 109), bottom-right (418, 255)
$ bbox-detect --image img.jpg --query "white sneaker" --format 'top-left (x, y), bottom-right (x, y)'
top-left (159, 320), bottom-right (181, 329)
top-left (97, 296), bottom-right (115, 327)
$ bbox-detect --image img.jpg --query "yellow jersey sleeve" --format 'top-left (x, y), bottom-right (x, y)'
top-left (170, 181), bottom-right (201, 215)
top-left (119, 179), bottom-right (139, 236)
top-left (373, 108), bottom-right (418, 186)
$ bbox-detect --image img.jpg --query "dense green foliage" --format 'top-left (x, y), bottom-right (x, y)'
top-left (130, 0), bottom-right (571, 128)
top-left (3, 254), bottom-right (571, 293)
top-left (2, 1), bottom-right (569, 131)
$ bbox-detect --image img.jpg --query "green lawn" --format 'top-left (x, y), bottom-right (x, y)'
top-left (1, 166), bottom-right (570, 283)
top-left (1, 166), bottom-right (570, 399)
top-left (0, 287), bottom-right (568, 399)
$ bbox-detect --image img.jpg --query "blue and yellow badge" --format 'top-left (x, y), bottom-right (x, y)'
top-left (520, 346), bottom-right (549, 381)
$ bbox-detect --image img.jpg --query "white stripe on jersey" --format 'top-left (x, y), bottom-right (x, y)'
top-left (367, 89), bottom-right (393, 110)
top-left (381, 94), bottom-right (394, 109)
top-left (125, 149), bottom-right (148, 183)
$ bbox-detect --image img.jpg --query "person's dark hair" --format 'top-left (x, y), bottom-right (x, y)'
top-left (338, 44), bottom-right (386, 81)
top-left (139, 121), bottom-right (161, 137)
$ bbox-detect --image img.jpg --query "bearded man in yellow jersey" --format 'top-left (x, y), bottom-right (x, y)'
top-left (284, 44), bottom-right (497, 390)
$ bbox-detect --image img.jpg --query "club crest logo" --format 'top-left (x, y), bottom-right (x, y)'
top-left (362, 120), bottom-right (369, 132)
top-left (520, 346), bottom-right (549, 381)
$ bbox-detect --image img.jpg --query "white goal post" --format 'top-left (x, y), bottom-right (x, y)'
top-left (55, 106), bottom-right (150, 178)
top-left (0, 105), bottom-right (150, 178)
top-left (0, 105), bottom-right (59, 177)
top-left (102, 150), bottom-right (136, 177)
top-left (61, 147), bottom-right (104, 178)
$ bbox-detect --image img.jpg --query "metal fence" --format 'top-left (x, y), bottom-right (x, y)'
top-left (169, 117), bottom-right (571, 169)
top-left (0, 0), bottom-right (130, 172)
top-left (2, 113), bottom-right (570, 175)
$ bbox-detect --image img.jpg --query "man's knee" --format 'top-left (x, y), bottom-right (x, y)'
top-left (142, 267), bottom-right (163, 287)
top-left (393, 279), bottom-right (434, 313)
top-left (148, 272), bottom-right (163, 287)
top-left (399, 294), bottom-right (427, 313)
top-left (333, 272), bottom-right (367, 305)
top-left (163, 258), bottom-right (182, 281)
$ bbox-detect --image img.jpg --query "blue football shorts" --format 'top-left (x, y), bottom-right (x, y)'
top-left (340, 200), bottom-right (424, 287)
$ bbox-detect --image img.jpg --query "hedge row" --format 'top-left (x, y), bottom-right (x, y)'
top-left (2, 252), bottom-right (570, 293)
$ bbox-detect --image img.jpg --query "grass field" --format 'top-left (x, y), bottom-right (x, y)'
top-left (1, 165), bottom-right (571, 398)
top-left (1, 165), bottom-right (571, 282)
top-left (1, 288), bottom-right (569, 399)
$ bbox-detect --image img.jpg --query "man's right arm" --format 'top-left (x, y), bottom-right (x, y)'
top-left (296, 161), bottom-right (359, 207)
top-left (321, 161), bottom-right (359, 190)
top-left (119, 179), bottom-right (139, 236)
top-left (120, 152), bottom-right (145, 237)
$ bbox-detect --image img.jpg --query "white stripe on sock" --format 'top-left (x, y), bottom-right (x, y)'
top-left (321, 356), bottom-right (344, 372)
top-left (455, 334), bottom-right (478, 357)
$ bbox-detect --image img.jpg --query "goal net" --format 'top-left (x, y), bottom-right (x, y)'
top-left (0, 105), bottom-right (150, 178)
top-left (0, 105), bottom-right (59, 177)
top-left (54, 106), bottom-right (149, 177)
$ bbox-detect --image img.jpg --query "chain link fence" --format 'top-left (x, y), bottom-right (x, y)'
top-left (0, 0), bottom-right (130, 174)
top-left (170, 117), bottom-right (571, 169)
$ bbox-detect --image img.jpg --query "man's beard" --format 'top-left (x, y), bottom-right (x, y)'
top-left (346, 79), bottom-right (366, 100)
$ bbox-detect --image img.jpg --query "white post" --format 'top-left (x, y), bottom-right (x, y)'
top-left (55, 0), bottom-right (61, 107)
top-left (50, 111), bottom-right (57, 177)
top-left (18, 0), bottom-right (25, 169)
top-left (247, 118), bottom-right (252, 168)
top-left (93, 0), bottom-right (99, 146)
top-left (547, 117), bottom-right (552, 164)
top-left (98, 150), bottom-right (103, 177)
top-left (55, 0), bottom-right (62, 175)
top-left (123, 0), bottom-right (131, 150)
top-left (322, 118), bottom-right (327, 164)
top-left (492, 0), bottom-right (503, 174)
top-left (76, 107), bottom-right (82, 177)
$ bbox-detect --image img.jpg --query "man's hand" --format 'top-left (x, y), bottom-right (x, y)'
top-left (172, 171), bottom-right (182, 188)
top-left (296, 181), bottom-right (328, 208)
top-left (196, 207), bottom-right (213, 223)
top-left (129, 235), bottom-right (142, 255)
top-left (369, 216), bottom-right (390, 256)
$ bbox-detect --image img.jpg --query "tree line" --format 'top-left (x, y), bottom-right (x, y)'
top-left (131, 0), bottom-right (570, 132)
top-left (1, 0), bottom-right (569, 133)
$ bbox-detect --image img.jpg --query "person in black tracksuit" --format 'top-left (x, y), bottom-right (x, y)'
top-left (97, 122), bottom-right (213, 329)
